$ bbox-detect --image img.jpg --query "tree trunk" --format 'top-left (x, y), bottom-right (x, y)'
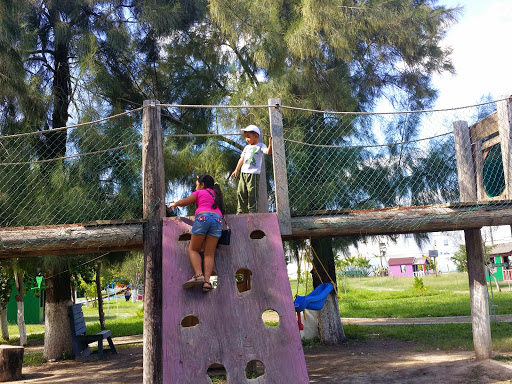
top-left (14, 272), bottom-right (27, 346)
top-left (43, 269), bottom-right (73, 361)
top-left (310, 238), bottom-right (345, 345)
top-left (96, 263), bottom-right (106, 330)
top-left (71, 283), bottom-right (76, 304)
top-left (0, 308), bottom-right (8, 340)
top-left (318, 291), bottom-right (346, 345)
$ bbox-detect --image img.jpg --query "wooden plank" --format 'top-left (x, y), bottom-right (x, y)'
top-left (469, 112), bottom-right (498, 143)
top-left (464, 228), bottom-right (492, 360)
top-left (0, 224), bottom-right (143, 257)
top-left (497, 97), bottom-right (512, 199)
top-left (286, 206), bottom-right (512, 239)
top-left (453, 120), bottom-right (477, 201)
top-left (162, 214), bottom-right (309, 383)
top-left (269, 98), bottom-right (292, 235)
top-left (142, 99), bottom-right (165, 384)
top-left (6, 202), bottom-right (512, 255)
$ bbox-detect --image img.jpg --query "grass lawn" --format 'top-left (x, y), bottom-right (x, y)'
top-left (292, 272), bottom-right (512, 318)
top-left (3, 272), bottom-right (512, 359)
top-left (3, 297), bottom-right (143, 345)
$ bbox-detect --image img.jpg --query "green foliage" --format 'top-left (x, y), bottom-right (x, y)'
top-left (0, 267), bottom-right (13, 309)
top-left (336, 255), bottom-right (372, 276)
top-left (451, 244), bottom-right (495, 273)
top-left (413, 276), bottom-right (425, 291)
top-left (451, 245), bottom-right (468, 273)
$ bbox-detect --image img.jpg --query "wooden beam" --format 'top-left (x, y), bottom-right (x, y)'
top-left (497, 96), bottom-right (512, 199)
top-left (0, 224), bottom-right (143, 257)
top-left (469, 112), bottom-right (498, 143)
top-left (142, 99), bottom-right (164, 384)
top-left (464, 228), bottom-right (492, 360)
top-left (5, 202), bottom-right (512, 256)
top-left (453, 120), bottom-right (477, 201)
top-left (285, 204), bottom-right (512, 239)
top-left (269, 98), bottom-right (292, 235)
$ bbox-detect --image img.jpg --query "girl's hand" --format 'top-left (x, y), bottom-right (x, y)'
top-left (230, 170), bottom-right (238, 179)
top-left (169, 202), bottom-right (177, 209)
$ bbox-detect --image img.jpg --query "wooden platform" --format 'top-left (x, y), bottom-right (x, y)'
top-left (161, 213), bottom-right (309, 383)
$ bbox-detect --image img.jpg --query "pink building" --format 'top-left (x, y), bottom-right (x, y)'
top-left (388, 257), bottom-right (431, 277)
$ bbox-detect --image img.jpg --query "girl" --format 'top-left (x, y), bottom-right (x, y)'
top-left (169, 174), bottom-right (225, 292)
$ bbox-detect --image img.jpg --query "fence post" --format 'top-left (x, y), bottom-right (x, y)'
top-left (497, 96), bottom-right (512, 199)
top-left (453, 116), bottom-right (493, 360)
top-left (453, 120), bottom-right (477, 202)
top-left (268, 98), bottom-right (292, 235)
top-left (465, 228), bottom-right (492, 360)
top-left (258, 134), bottom-right (268, 213)
top-left (142, 99), bottom-right (164, 384)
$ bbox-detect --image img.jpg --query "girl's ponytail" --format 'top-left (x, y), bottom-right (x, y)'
top-left (212, 182), bottom-right (225, 215)
top-left (197, 174), bottom-right (225, 215)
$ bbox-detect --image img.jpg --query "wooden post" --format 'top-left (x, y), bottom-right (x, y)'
top-left (0, 346), bottom-right (23, 381)
top-left (453, 120), bottom-right (477, 202)
top-left (453, 116), bottom-right (493, 359)
top-left (465, 228), bottom-right (492, 360)
top-left (268, 98), bottom-right (292, 235)
top-left (497, 96), bottom-right (512, 199)
top-left (258, 133), bottom-right (268, 213)
top-left (142, 100), bottom-right (165, 384)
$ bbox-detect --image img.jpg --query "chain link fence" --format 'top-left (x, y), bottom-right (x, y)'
top-left (0, 98), bottom-right (510, 255)
top-left (282, 100), bottom-right (509, 217)
top-left (0, 109), bottom-right (143, 258)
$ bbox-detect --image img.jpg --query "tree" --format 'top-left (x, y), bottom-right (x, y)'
top-left (0, 0), bottom-right (210, 360)
top-left (207, 0), bottom-right (459, 344)
top-left (0, 265), bottom-right (13, 340)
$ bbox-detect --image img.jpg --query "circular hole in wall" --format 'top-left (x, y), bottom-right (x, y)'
top-left (207, 363), bottom-right (227, 383)
top-left (245, 360), bottom-right (265, 379)
top-left (261, 309), bottom-right (279, 327)
top-left (235, 268), bottom-right (252, 293)
top-left (483, 143), bottom-right (506, 197)
top-left (178, 233), bottom-right (191, 241)
top-left (250, 230), bottom-right (266, 239)
top-left (180, 315), bottom-right (199, 328)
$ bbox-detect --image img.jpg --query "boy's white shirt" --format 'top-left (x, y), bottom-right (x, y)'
top-left (240, 142), bottom-right (268, 174)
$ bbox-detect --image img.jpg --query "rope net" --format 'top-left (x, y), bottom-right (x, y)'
top-left (0, 98), bottom-right (510, 255)
top-left (282, 100), bottom-right (508, 218)
top-left (0, 110), bottom-right (143, 254)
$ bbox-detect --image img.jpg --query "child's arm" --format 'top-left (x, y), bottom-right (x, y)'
top-left (169, 193), bottom-right (197, 209)
top-left (230, 156), bottom-right (245, 178)
top-left (265, 137), bottom-right (272, 155)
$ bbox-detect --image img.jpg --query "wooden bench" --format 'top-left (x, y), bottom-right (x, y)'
top-left (68, 303), bottom-right (117, 360)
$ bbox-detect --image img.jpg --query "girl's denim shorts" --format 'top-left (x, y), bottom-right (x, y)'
top-left (191, 212), bottom-right (223, 238)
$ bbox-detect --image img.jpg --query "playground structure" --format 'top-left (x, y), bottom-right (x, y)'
top-left (0, 96), bottom-right (511, 381)
top-left (162, 214), bottom-right (308, 383)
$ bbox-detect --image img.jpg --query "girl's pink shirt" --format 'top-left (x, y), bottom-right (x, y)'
top-left (192, 189), bottom-right (223, 217)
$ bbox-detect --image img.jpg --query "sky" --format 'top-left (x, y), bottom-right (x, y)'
top-left (345, 0), bottom-right (512, 269)
top-left (433, 0), bottom-right (512, 109)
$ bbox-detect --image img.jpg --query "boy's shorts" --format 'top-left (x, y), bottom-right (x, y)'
top-left (191, 212), bottom-right (223, 238)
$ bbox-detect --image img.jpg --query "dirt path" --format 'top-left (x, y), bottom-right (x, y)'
top-left (18, 316), bottom-right (512, 383)
top-left (20, 340), bottom-right (512, 384)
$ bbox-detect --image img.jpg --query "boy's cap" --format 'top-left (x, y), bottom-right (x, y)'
top-left (241, 125), bottom-right (260, 136)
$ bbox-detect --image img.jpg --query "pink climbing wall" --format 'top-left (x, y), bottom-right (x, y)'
top-left (162, 213), bottom-right (309, 383)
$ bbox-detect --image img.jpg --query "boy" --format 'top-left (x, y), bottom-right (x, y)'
top-left (230, 125), bottom-right (272, 213)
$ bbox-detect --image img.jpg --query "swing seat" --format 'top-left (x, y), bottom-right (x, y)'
top-left (294, 283), bottom-right (334, 312)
